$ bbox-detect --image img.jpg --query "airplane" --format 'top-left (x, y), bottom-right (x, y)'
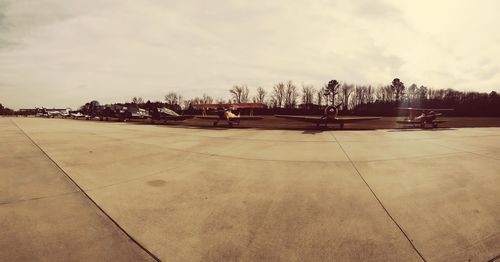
top-left (396, 107), bottom-right (454, 128)
top-left (46, 110), bottom-right (62, 118)
top-left (274, 103), bottom-right (381, 129)
top-left (53, 108), bottom-right (72, 118)
top-left (35, 108), bottom-right (48, 117)
top-left (35, 108), bottom-right (66, 118)
top-left (95, 104), bottom-right (149, 122)
top-left (61, 110), bottom-right (71, 118)
top-left (150, 107), bottom-right (194, 123)
top-left (193, 103), bottom-right (265, 127)
top-left (70, 111), bottom-right (90, 119)
top-left (129, 107), bottom-right (150, 120)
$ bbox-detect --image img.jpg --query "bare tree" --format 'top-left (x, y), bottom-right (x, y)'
top-left (272, 82), bottom-right (285, 108)
top-left (182, 100), bottom-right (191, 109)
top-left (418, 85), bottom-right (428, 101)
top-left (367, 85), bottom-right (374, 104)
top-left (184, 94), bottom-right (213, 108)
top-left (407, 83), bottom-right (418, 104)
top-left (324, 80), bottom-right (340, 105)
top-left (352, 85), bottom-right (369, 108)
top-left (284, 80), bottom-right (299, 108)
top-left (339, 83), bottom-right (354, 110)
top-left (230, 85), bottom-right (250, 103)
top-left (131, 96), bottom-right (144, 104)
top-left (301, 84), bottom-right (316, 105)
top-left (202, 94), bottom-right (213, 104)
top-left (242, 85), bottom-right (250, 103)
top-left (253, 87), bottom-right (267, 103)
top-left (164, 92), bottom-right (183, 106)
top-left (391, 78), bottom-right (405, 101)
top-left (375, 85), bottom-right (394, 102)
top-left (316, 86), bottom-right (326, 106)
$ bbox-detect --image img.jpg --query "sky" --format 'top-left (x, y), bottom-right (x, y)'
top-left (1, 0), bottom-right (499, 109)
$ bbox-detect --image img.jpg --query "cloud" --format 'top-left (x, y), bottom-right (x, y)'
top-left (0, 0), bottom-right (499, 109)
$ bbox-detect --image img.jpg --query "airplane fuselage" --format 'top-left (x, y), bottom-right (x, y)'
top-left (213, 110), bottom-right (241, 126)
top-left (399, 111), bottom-right (445, 128)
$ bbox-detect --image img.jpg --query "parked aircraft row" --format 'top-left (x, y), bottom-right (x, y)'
top-left (34, 108), bottom-right (93, 119)
top-left (33, 102), bottom-right (453, 129)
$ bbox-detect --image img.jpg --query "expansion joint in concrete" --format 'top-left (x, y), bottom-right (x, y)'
top-left (10, 119), bottom-right (162, 262)
top-left (329, 132), bottom-right (428, 262)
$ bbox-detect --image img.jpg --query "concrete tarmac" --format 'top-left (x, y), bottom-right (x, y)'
top-left (1, 117), bottom-right (500, 261)
top-left (0, 118), bottom-right (154, 261)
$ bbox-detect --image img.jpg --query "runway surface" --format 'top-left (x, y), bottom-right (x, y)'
top-left (1, 117), bottom-right (500, 261)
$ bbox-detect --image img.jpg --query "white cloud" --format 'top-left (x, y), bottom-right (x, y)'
top-left (0, 0), bottom-right (499, 109)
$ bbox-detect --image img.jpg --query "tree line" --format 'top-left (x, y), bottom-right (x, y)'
top-left (132, 78), bottom-right (500, 116)
top-left (3, 78), bottom-right (500, 116)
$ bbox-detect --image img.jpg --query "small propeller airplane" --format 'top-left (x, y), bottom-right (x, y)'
top-left (35, 108), bottom-right (70, 118)
top-left (193, 103), bottom-right (265, 127)
top-left (60, 109), bottom-right (71, 118)
top-left (70, 111), bottom-right (90, 119)
top-left (46, 110), bottom-right (62, 118)
top-left (275, 103), bottom-right (381, 129)
top-left (396, 107), bottom-right (454, 128)
top-left (150, 107), bottom-right (195, 123)
top-left (95, 104), bottom-right (149, 122)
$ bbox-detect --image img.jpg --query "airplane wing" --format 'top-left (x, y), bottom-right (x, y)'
top-left (196, 116), bottom-right (220, 120)
top-left (274, 115), bottom-right (326, 123)
top-left (335, 117), bottom-right (381, 123)
top-left (162, 115), bottom-right (194, 121)
top-left (396, 120), bottom-right (421, 124)
top-left (228, 116), bottom-right (263, 121)
top-left (275, 115), bottom-right (380, 124)
top-left (432, 120), bottom-right (448, 124)
top-left (197, 116), bottom-right (263, 121)
top-left (397, 107), bottom-right (454, 111)
top-left (397, 119), bottom-right (448, 124)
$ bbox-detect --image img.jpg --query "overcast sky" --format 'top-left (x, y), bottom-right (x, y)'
top-left (1, 0), bottom-right (499, 109)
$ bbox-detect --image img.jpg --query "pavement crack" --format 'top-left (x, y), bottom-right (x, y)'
top-left (9, 119), bottom-right (161, 262)
top-left (328, 131), bottom-right (427, 262)
top-left (0, 191), bottom-right (80, 206)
